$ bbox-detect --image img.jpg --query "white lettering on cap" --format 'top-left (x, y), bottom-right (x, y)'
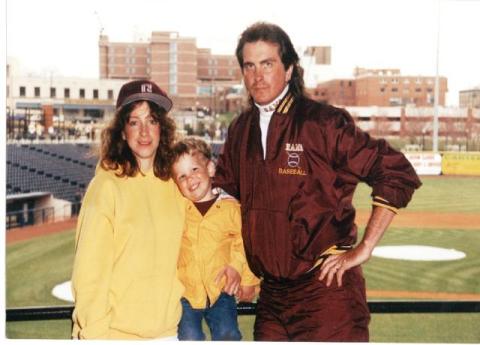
top-left (141, 83), bottom-right (153, 93)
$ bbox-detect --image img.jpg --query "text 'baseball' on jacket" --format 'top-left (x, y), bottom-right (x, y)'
top-left (214, 92), bottom-right (421, 281)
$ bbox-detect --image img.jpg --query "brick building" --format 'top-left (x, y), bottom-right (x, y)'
top-left (459, 87), bottom-right (480, 109)
top-left (99, 32), bottom-right (242, 112)
top-left (309, 79), bottom-right (356, 106)
top-left (311, 67), bottom-right (448, 107)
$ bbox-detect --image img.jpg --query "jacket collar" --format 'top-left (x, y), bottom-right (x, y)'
top-left (275, 91), bottom-right (295, 115)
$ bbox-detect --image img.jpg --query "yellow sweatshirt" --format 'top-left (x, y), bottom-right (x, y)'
top-left (71, 167), bottom-right (186, 339)
top-left (178, 198), bottom-right (259, 309)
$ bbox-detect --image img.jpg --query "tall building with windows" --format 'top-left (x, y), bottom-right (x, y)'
top-left (99, 32), bottom-right (242, 111)
top-left (459, 87), bottom-right (480, 108)
top-left (310, 79), bottom-right (356, 106)
top-left (311, 68), bottom-right (448, 107)
top-left (196, 48), bottom-right (243, 112)
top-left (197, 48), bottom-right (241, 82)
top-left (6, 58), bottom-right (127, 140)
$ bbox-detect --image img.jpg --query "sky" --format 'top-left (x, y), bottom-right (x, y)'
top-left (5, 0), bottom-right (480, 106)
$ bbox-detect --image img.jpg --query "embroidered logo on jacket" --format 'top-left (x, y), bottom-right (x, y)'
top-left (287, 152), bottom-right (300, 168)
top-left (285, 143), bottom-right (303, 152)
top-left (279, 143), bottom-right (307, 175)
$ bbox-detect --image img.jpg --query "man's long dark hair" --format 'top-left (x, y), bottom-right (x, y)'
top-left (235, 22), bottom-right (305, 99)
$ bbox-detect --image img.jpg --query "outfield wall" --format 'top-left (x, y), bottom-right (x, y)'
top-left (442, 153), bottom-right (480, 176)
top-left (405, 152), bottom-right (480, 176)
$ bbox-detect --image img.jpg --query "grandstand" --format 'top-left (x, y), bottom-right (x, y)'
top-left (6, 141), bottom-right (224, 229)
top-left (6, 143), bottom-right (98, 228)
top-left (6, 143), bottom-right (97, 198)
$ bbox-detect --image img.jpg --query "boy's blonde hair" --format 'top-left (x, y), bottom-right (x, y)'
top-left (172, 137), bottom-right (212, 164)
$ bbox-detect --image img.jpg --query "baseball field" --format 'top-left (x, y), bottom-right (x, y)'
top-left (5, 175), bottom-right (480, 342)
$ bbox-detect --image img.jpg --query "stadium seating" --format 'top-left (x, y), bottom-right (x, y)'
top-left (6, 142), bottom-right (225, 203)
top-left (6, 144), bottom-right (98, 202)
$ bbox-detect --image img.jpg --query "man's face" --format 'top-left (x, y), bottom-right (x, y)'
top-left (241, 40), bottom-right (293, 105)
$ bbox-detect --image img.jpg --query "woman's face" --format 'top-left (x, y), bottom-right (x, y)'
top-left (123, 101), bottom-right (161, 172)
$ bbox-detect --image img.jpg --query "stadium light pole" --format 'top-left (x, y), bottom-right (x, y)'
top-left (432, 0), bottom-right (441, 153)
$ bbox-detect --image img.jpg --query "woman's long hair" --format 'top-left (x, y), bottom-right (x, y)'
top-left (235, 22), bottom-right (305, 99)
top-left (99, 100), bottom-right (176, 180)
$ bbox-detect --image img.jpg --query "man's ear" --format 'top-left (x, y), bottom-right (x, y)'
top-left (285, 65), bottom-right (294, 82)
top-left (207, 160), bottom-right (216, 178)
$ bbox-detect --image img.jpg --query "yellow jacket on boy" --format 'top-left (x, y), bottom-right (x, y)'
top-left (178, 198), bottom-right (259, 309)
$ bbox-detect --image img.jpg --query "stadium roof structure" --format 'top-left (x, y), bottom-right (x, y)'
top-left (6, 191), bottom-right (51, 201)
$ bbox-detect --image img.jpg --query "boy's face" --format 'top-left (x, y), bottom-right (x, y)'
top-left (172, 153), bottom-right (216, 202)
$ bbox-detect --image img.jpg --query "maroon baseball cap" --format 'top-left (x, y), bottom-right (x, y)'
top-left (116, 79), bottom-right (173, 112)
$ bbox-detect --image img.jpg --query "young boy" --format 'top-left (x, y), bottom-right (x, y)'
top-left (171, 137), bottom-right (259, 341)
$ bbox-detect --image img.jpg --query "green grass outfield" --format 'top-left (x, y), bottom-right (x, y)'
top-left (353, 175), bottom-right (480, 213)
top-left (5, 176), bottom-right (480, 341)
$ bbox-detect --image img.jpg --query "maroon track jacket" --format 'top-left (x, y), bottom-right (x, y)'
top-left (214, 92), bottom-right (421, 280)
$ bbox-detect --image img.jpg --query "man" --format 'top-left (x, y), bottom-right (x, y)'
top-left (214, 22), bottom-right (421, 341)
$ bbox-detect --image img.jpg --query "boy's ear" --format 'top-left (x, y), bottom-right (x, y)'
top-left (207, 160), bottom-right (216, 177)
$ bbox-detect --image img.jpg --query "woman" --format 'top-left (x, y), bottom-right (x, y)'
top-left (71, 80), bottom-right (186, 339)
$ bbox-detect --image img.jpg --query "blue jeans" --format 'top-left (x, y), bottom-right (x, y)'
top-left (178, 292), bottom-right (242, 341)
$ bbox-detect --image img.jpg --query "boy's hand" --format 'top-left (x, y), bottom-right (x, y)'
top-left (215, 265), bottom-right (240, 295)
top-left (236, 285), bottom-right (256, 302)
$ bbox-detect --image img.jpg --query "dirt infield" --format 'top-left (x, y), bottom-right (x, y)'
top-left (6, 218), bottom-right (77, 244)
top-left (6, 212), bottom-right (480, 300)
top-left (356, 210), bottom-right (480, 230)
top-left (6, 209), bottom-right (480, 245)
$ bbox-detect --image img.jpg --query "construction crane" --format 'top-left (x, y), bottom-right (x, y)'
top-left (94, 11), bottom-right (104, 36)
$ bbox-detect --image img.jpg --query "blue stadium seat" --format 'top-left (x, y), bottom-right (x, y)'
top-left (6, 143), bottom-right (97, 202)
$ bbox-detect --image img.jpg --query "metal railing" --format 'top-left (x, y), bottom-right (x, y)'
top-left (6, 206), bottom-right (55, 229)
top-left (6, 301), bottom-right (480, 322)
top-left (6, 203), bottom-right (81, 230)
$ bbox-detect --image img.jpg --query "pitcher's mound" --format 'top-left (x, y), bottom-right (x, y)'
top-left (373, 245), bottom-right (466, 261)
top-left (52, 281), bottom-right (74, 302)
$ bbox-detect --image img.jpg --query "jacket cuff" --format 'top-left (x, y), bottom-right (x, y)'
top-left (372, 195), bottom-right (399, 214)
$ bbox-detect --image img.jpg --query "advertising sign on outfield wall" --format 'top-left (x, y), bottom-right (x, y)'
top-left (404, 153), bottom-right (442, 175)
top-left (442, 153), bottom-right (480, 176)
